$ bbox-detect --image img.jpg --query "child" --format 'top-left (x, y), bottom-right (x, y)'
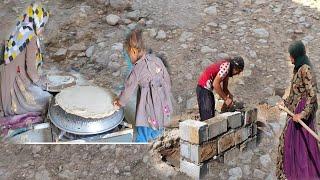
top-left (114, 29), bottom-right (172, 142)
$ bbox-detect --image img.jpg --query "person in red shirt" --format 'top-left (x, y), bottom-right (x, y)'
top-left (197, 56), bottom-right (244, 121)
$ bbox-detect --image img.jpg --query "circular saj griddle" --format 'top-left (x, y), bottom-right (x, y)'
top-left (48, 99), bottom-right (124, 135)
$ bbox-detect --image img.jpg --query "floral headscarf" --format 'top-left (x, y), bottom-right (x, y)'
top-left (4, 3), bottom-right (49, 70)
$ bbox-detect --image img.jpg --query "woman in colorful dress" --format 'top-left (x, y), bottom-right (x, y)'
top-left (0, 3), bottom-right (51, 117)
top-left (276, 40), bottom-right (320, 179)
top-left (114, 29), bottom-right (172, 142)
top-left (196, 57), bottom-right (244, 121)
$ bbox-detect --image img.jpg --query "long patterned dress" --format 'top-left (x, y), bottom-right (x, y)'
top-left (276, 64), bottom-right (320, 179)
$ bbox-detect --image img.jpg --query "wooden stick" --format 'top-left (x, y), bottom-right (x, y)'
top-left (278, 104), bottom-right (320, 142)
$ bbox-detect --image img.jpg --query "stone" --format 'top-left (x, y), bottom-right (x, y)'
top-left (149, 28), bottom-right (157, 38)
top-left (68, 43), bottom-right (86, 51)
top-left (220, 24), bottom-right (228, 30)
top-left (259, 154), bottom-right (271, 168)
top-left (239, 0), bottom-right (252, 7)
top-left (156, 30), bottom-right (167, 40)
top-left (53, 48), bottom-right (67, 61)
top-left (126, 10), bottom-right (140, 21)
top-left (243, 69), bottom-right (252, 77)
top-left (234, 127), bottom-right (250, 145)
top-left (249, 50), bottom-right (257, 58)
top-left (253, 169), bottom-right (266, 179)
top-left (205, 116), bottom-right (228, 139)
top-left (267, 95), bottom-right (282, 107)
top-left (35, 168), bottom-right (51, 180)
top-left (253, 28), bottom-right (269, 38)
top-left (204, 6), bottom-right (217, 15)
top-left (269, 122), bottom-right (281, 136)
top-left (185, 73), bottom-right (193, 80)
top-left (243, 165), bottom-right (251, 176)
top-left (302, 35), bottom-right (314, 45)
top-left (223, 147), bottom-right (240, 165)
top-left (217, 53), bottom-right (229, 59)
top-left (179, 32), bottom-right (194, 42)
top-left (111, 43), bottom-right (123, 52)
top-left (124, 166), bottom-right (131, 172)
top-left (189, 139), bottom-right (218, 164)
top-left (85, 46), bottom-right (95, 58)
top-left (207, 22), bottom-right (218, 28)
top-left (186, 96), bottom-right (198, 110)
top-left (180, 159), bottom-right (208, 180)
top-left (106, 14), bottom-right (120, 26)
top-left (220, 112), bottom-right (242, 129)
top-left (218, 131), bottom-right (235, 153)
top-left (114, 166), bottom-right (120, 174)
top-left (239, 149), bottom-right (254, 163)
top-left (201, 46), bottom-right (214, 54)
top-left (228, 167), bottom-right (242, 179)
top-left (58, 170), bottom-right (75, 179)
top-left (239, 137), bottom-right (257, 152)
top-left (109, 0), bottom-right (131, 10)
top-left (179, 120), bottom-right (208, 144)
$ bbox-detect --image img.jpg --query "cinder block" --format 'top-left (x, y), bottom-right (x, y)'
top-left (218, 130), bottom-right (235, 153)
top-left (190, 139), bottom-right (218, 164)
top-left (223, 146), bottom-right (240, 164)
top-left (180, 120), bottom-right (208, 144)
top-left (234, 126), bottom-right (250, 145)
top-left (244, 108), bottom-right (258, 126)
top-left (220, 112), bottom-right (242, 129)
top-left (205, 116), bottom-right (228, 139)
top-left (180, 158), bottom-right (208, 180)
top-left (180, 140), bottom-right (191, 159)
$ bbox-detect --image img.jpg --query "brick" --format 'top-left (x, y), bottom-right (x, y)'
top-left (180, 158), bottom-right (208, 180)
top-left (244, 108), bottom-right (258, 126)
top-left (218, 131), bottom-right (235, 153)
top-left (180, 120), bottom-right (208, 144)
top-left (220, 112), bottom-right (242, 129)
top-left (190, 139), bottom-right (218, 164)
top-left (205, 116), bottom-right (228, 139)
top-left (234, 126), bottom-right (250, 145)
top-left (180, 140), bottom-right (191, 159)
top-left (223, 146), bottom-right (240, 164)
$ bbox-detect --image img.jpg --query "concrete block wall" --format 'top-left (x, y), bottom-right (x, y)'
top-left (179, 107), bottom-right (258, 179)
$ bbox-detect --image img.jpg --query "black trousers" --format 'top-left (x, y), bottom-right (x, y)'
top-left (196, 85), bottom-right (215, 121)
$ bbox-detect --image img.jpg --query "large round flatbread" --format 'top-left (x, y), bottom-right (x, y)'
top-left (55, 86), bottom-right (116, 119)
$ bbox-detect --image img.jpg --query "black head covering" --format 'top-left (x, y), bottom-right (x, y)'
top-left (288, 40), bottom-right (311, 71)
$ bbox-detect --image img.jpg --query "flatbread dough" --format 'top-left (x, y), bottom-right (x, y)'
top-left (55, 86), bottom-right (116, 119)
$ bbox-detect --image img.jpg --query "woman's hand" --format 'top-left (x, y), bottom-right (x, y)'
top-left (113, 99), bottom-right (121, 110)
top-left (292, 113), bottom-right (302, 122)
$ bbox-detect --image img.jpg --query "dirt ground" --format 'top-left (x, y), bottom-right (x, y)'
top-left (0, 0), bottom-right (320, 179)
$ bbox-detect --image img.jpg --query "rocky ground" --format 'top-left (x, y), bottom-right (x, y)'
top-left (0, 0), bottom-right (320, 179)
